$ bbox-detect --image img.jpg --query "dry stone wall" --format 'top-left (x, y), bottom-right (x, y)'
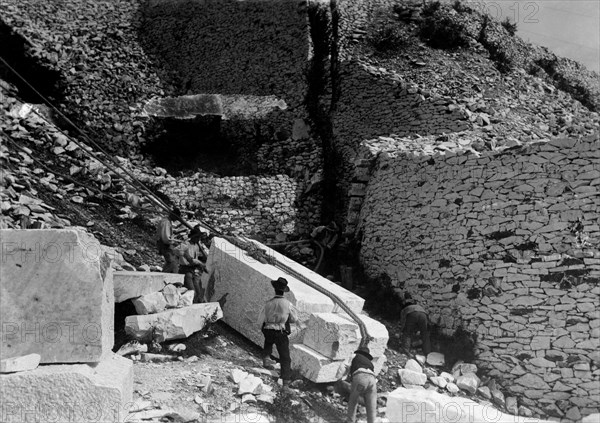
top-left (331, 0), bottom-right (472, 219)
top-left (135, 170), bottom-right (319, 236)
top-left (358, 135), bottom-right (600, 420)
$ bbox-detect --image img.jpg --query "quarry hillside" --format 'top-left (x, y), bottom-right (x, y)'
top-left (1, 0), bottom-right (599, 422)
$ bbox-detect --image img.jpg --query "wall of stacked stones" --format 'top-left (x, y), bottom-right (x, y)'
top-left (138, 172), bottom-right (320, 237)
top-left (358, 136), bottom-right (600, 418)
top-left (330, 0), bottom-right (471, 222)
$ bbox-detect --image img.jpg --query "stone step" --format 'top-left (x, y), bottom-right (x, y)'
top-left (290, 343), bottom-right (386, 384)
top-left (113, 271), bottom-right (184, 303)
top-left (0, 229), bottom-right (114, 364)
top-left (386, 388), bottom-right (552, 423)
top-left (125, 302), bottom-right (223, 342)
top-left (0, 353), bottom-right (133, 423)
top-left (302, 312), bottom-right (389, 360)
top-left (205, 237), bottom-right (364, 350)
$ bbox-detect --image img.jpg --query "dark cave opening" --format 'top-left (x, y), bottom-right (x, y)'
top-left (142, 116), bottom-right (257, 177)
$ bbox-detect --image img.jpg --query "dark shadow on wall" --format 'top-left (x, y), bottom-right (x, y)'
top-left (137, 0), bottom-right (309, 106)
top-left (0, 19), bottom-right (65, 106)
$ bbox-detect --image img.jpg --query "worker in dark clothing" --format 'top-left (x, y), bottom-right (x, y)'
top-left (156, 208), bottom-right (182, 273)
top-left (257, 277), bottom-right (298, 387)
top-left (399, 293), bottom-right (431, 355)
top-left (179, 226), bottom-right (207, 303)
top-left (339, 346), bottom-right (377, 423)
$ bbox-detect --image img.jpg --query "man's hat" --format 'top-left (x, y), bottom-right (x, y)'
top-left (189, 226), bottom-right (202, 239)
top-left (271, 277), bottom-right (290, 293)
top-left (354, 345), bottom-right (373, 361)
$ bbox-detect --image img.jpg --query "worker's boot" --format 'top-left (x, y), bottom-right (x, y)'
top-left (262, 357), bottom-right (275, 370)
top-left (282, 379), bottom-right (291, 391)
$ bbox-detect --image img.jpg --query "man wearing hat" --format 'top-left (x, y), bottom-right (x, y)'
top-left (257, 277), bottom-right (298, 387)
top-left (178, 226), bottom-right (207, 303)
top-left (156, 207), bottom-right (182, 273)
top-left (346, 345), bottom-right (377, 423)
top-left (399, 293), bottom-right (431, 355)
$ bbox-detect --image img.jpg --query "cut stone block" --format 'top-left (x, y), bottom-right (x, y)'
top-left (290, 344), bottom-right (385, 383)
top-left (302, 313), bottom-right (360, 360)
top-left (205, 237), bottom-right (364, 349)
top-left (113, 271), bottom-right (183, 303)
top-left (125, 303), bottom-right (222, 342)
top-left (132, 291), bottom-right (167, 315)
top-left (0, 229), bottom-right (113, 363)
top-left (0, 353), bottom-right (133, 423)
top-left (386, 388), bottom-right (551, 423)
top-left (302, 312), bottom-right (389, 361)
top-left (290, 344), bottom-right (344, 383)
top-left (1, 354), bottom-right (40, 373)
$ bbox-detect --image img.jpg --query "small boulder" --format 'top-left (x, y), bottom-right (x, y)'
top-left (457, 373), bottom-right (480, 394)
top-left (430, 376), bottom-right (447, 389)
top-left (426, 352), bottom-right (445, 366)
top-left (398, 369), bottom-right (427, 386)
top-left (477, 386), bottom-right (492, 400)
top-left (404, 359), bottom-right (422, 373)
top-left (506, 396), bottom-right (518, 415)
top-left (440, 371), bottom-right (455, 383)
top-left (446, 382), bottom-right (459, 393)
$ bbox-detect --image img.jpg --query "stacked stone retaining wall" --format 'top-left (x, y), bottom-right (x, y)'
top-left (357, 135), bottom-right (600, 420)
top-left (136, 171), bottom-right (320, 236)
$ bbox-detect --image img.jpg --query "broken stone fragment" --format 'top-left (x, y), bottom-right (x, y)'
top-left (162, 283), bottom-right (180, 308)
top-left (0, 353), bottom-right (40, 374)
top-left (140, 353), bottom-right (174, 362)
top-left (114, 271), bottom-right (184, 302)
top-left (116, 340), bottom-right (147, 356)
top-left (179, 290), bottom-right (195, 307)
top-left (132, 291), bottom-right (167, 314)
top-left (125, 303), bottom-right (223, 342)
top-left (238, 374), bottom-right (263, 395)
top-left (404, 359), bottom-right (422, 373)
top-left (1, 353), bottom-right (132, 423)
top-left (429, 376), bottom-right (447, 388)
top-left (231, 369), bottom-right (248, 384)
top-left (457, 373), bottom-right (480, 394)
top-left (398, 369), bottom-right (427, 386)
top-left (426, 352), bottom-right (445, 366)
top-left (0, 229), bottom-right (114, 363)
